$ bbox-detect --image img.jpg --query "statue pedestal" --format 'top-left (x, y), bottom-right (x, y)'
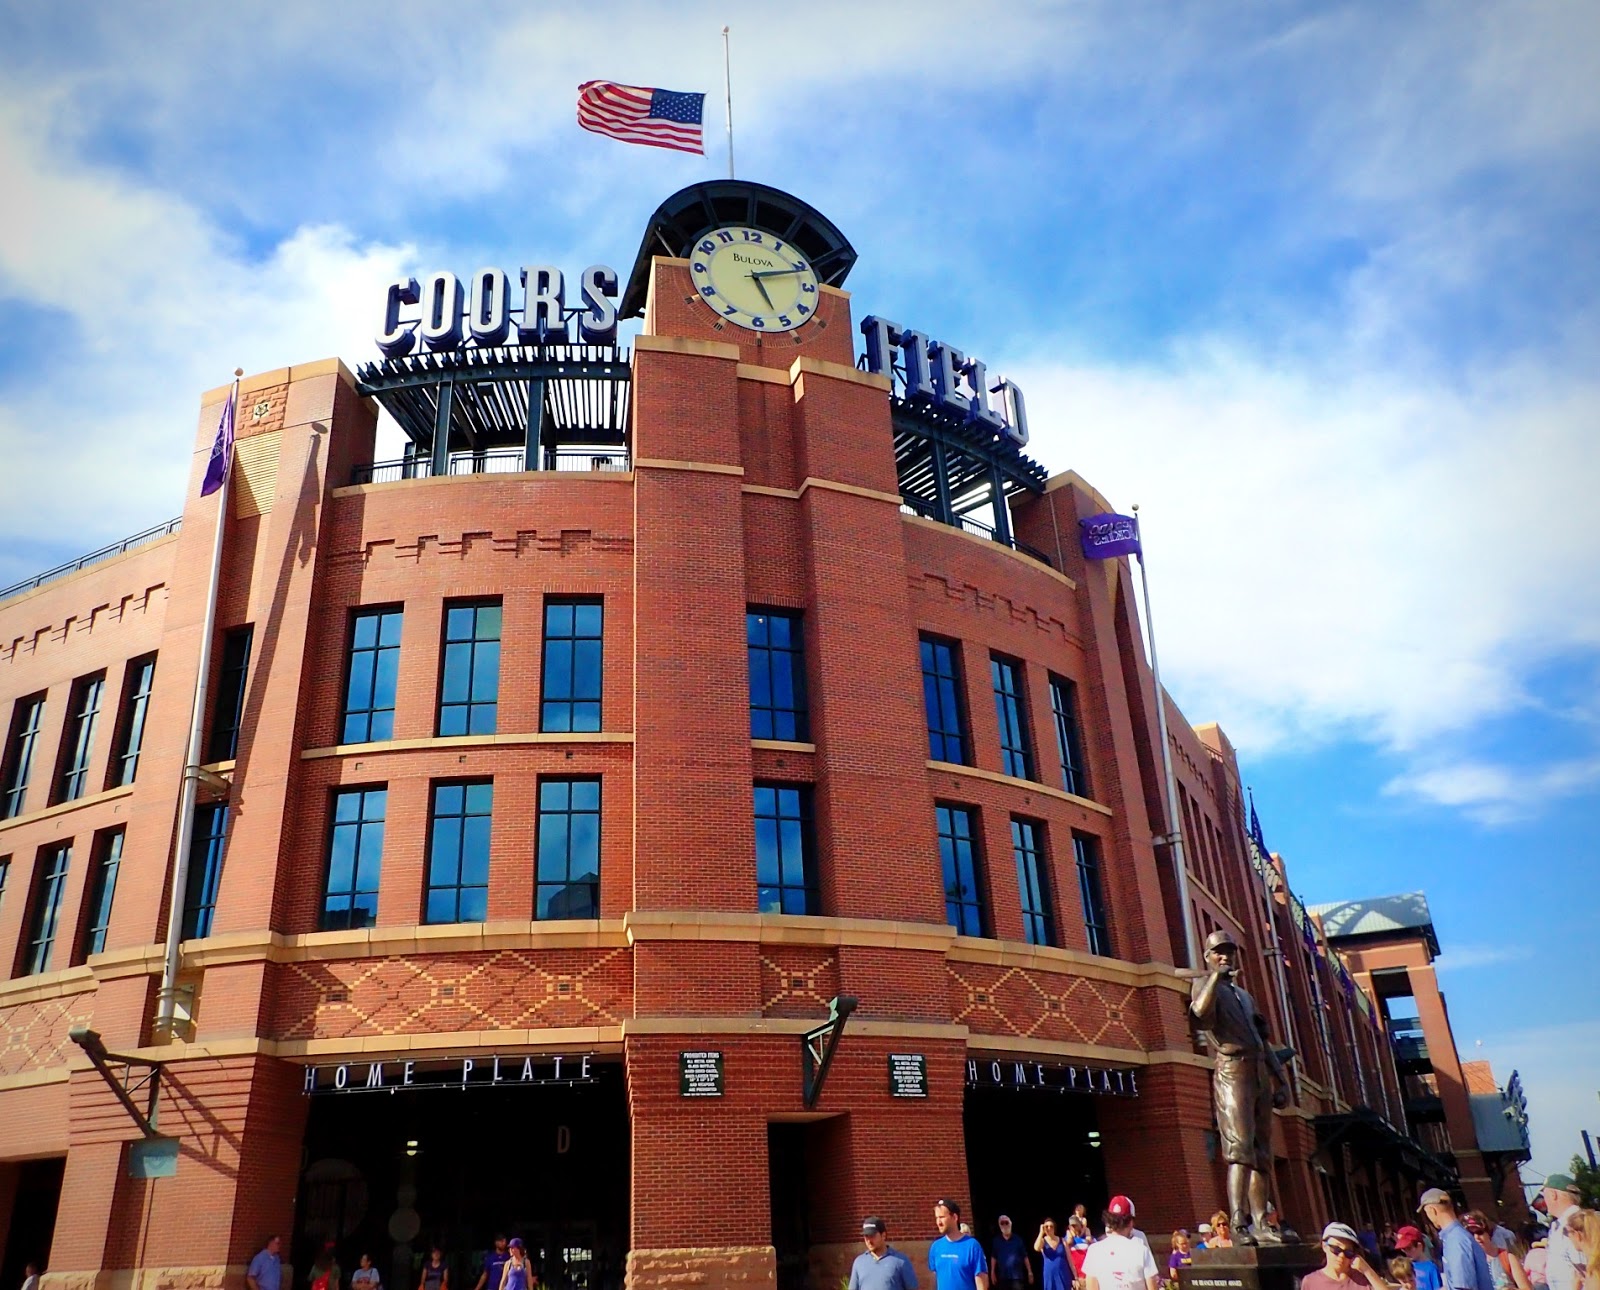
top-left (1179, 1245), bottom-right (1323, 1290)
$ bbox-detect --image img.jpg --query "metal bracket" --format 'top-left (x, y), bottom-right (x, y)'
top-left (186, 765), bottom-right (231, 794)
top-left (800, 994), bottom-right (858, 1109)
top-left (70, 1026), bottom-right (163, 1137)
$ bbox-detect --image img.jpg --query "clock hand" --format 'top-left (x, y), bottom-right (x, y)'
top-left (750, 267), bottom-right (805, 279)
top-left (749, 272), bottom-right (775, 308)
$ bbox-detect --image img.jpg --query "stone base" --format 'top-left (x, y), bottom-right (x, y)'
top-left (1180, 1245), bottom-right (1323, 1290)
top-left (626, 1246), bottom-right (778, 1290)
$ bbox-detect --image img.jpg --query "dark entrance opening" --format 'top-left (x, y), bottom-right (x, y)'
top-left (964, 1087), bottom-right (1107, 1251)
top-left (0, 1157), bottom-right (64, 1286)
top-left (295, 1062), bottom-right (628, 1290)
top-left (769, 1122), bottom-right (819, 1290)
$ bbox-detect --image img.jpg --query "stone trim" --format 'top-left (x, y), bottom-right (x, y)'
top-left (632, 458), bottom-right (746, 477)
top-left (902, 512), bottom-right (1078, 587)
top-left (633, 333), bottom-right (742, 361)
top-left (751, 739), bottom-right (816, 753)
top-left (0, 783), bottom-right (135, 835)
top-left (301, 731), bottom-right (634, 760)
top-left (788, 355), bottom-right (892, 392)
top-left (927, 760), bottom-right (1111, 815)
top-left (330, 472), bottom-right (635, 499)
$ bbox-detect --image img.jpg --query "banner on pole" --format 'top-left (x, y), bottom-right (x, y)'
top-left (1079, 512), bottom-right (1141, 560)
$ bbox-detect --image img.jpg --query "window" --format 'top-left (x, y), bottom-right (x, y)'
top-left (747, 610), bottom-right (808, 741)
top-left (109, 655), bottom-right (156, 787)
top-left (754, 784), bottom-right (817, 915)
top-left (182, 804), bottom-right (229, 939)
top-left (342, 608), bottom-right (403, 743)
top-left (536, 779), bottom-right (600, 920)
top-left (541, 599), bottom-right (602, 733)
top-left (1, 693), bottom-right (46, 819)
top-left (78, 828), bottom-right (124, 960)
top-left (438, 601), bottom-right (501, 737)
top-left (991, 655), bottom-right (1034, 780)
top-left (425, 782), bottom-right (493, 924)
top-left (937, 804), bottom-right (985, 936)
top-left (323, 787), bottom-right (386, 930)
top-left (1074, 832), bottom-right (1111, 956)
top-left (1049, 675), bottom-right (1089, 797)
top-left (55, 672), bottom-right (105, 803)
top-left (920, 637), bottom-right (968, 764)
top-left (1013, 818), bottom-right (1055, 947)
top-left (0, 855), bottom-right (8, 920)
top-left (208, 626), bottom-right (253, 761)
top-left (18, 842), bottom-right (71, 976)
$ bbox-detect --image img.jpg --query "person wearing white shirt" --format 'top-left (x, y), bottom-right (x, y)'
top-left (1538, 1176), bottom-right (1583, 1290)
top-left (1082, 1197), bottom-right (1158, 1290)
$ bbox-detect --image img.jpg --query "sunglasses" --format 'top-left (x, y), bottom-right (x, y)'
top-left (1326, 1245), bottom-right (1360, 1259)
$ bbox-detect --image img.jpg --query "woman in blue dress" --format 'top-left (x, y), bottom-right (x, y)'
top-left (1036, 1218), bottom-right (1071, 1290)
top-left (498, 1239), bottom-right (536, 1290)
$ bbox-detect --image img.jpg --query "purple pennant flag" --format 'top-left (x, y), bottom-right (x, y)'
top-left (1079, 512), bottom-right (1141, 560)
top-left (200, 389), bottom-right (236, 497)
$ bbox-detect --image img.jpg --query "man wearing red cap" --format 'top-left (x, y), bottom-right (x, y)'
top-left (1081, 1197), bottom-right (1158, 1290)
top-left (1396, 1225), bottom-right (1443, 1290)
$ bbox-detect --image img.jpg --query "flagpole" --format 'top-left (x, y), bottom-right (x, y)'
top-left (1250, 789), bottom-right (1303, 1093)
top-left (155, 369), bottom-right (241, 1038)
top-left (721, 26), bottom-right (735, 178)
top-left (1131, 504), bottom-right (1202, 970)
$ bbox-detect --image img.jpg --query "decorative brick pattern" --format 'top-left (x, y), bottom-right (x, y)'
top-left (758, 948), bottom-right (838, 1017)
top-left (272, 948), bottom-right (631, 1039)
top-left (949, 962), bottom-right (1145, 1049)
top-left (0, 993), bottom-right (96, 1077)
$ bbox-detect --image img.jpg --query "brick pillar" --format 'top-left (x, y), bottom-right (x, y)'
top-left (1096, 1061), bottom-right (1217, 1236)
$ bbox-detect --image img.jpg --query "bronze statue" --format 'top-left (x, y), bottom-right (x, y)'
top-left (1189, 927), bottom-right (1292, 1245)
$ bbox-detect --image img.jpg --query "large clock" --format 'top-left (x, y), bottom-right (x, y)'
top-left (688, 226), bottom-right (820, 332)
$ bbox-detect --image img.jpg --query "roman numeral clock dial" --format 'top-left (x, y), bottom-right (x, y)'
top-left (690, 227), bottom-right (820, 332)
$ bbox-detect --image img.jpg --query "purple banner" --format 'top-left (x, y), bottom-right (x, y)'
top-left (1079, 512), bottom-right (1141, 560)
top-left (200, 390), bottom-right (236, 497)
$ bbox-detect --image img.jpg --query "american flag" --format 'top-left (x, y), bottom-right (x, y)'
top-left (577, 81), bottom-right (705, 155)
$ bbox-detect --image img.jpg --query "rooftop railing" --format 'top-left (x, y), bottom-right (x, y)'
top-left (899, 496), bottom-right (1055, 568)
top-left (1, 517), bottom-right (184, 604)
top-left (350, 448), bottom-right (630, 486)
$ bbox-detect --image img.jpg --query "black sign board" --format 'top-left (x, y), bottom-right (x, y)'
top-left (966, 1058), bottom-right (1140, 1097)
top-left (888, 1053), bottom-right (929, 1098)
top-left (679, 1051), bottom-right (723, 1098)
top-left (303, 1054), bottom-right (595, 1095)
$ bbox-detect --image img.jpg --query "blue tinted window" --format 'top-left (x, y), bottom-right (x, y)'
top-left (112, 655), bottom-right (157, 787)
top-left (1013, 818), bottom-right (1054, 947)
top-left (182, 805), bottom-right (229, 939)
top-left (343, 608), bottom-right (403, 743)
top-left (991, 655), bottom-right (1034, 780)
top-left (937, 805), bottom-right (985, 936)
top-left (536, 778), bottom-right (601, 920)
top-left (323, 787), bottom-right (386, 930)
top-left (425, 780), bottom-right (493, 923)
top-left (920, 638), bottom-right (967, 764)
top-left (1050, 675), bottom-right (1089, 797)
top-left (208, 627), bottom-right (253, 762)
top-left (1, 694), bottom-right (46, 820)
top-left (438, 601), bottom-right (500, 737)
top-left (79, 828), bottom-right (124, 960)
top-left (748, 610), bottom-right (809, 741)
top-left (542, 599), bottom-right (603, 732)
top-left (1074, 832), bottom-right (1111, 956)
top-left (20, 842), bottom-right (71, 975)
top-left (754, 784), bottom-right (816, 915)
top-left (56, 673), bottom-right (105, 803)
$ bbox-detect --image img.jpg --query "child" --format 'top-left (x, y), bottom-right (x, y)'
top-left (1390, 1257), bottom-right (1417, 1290)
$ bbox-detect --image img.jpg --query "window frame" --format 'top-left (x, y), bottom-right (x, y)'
top-left (341, 606), bottom-right (404, 745)
top-left (540, 597), bottom-right (604, 734)
top-left (438, 600), bottom-right (502, 738)
top-left (424, 779), bottom-right (494, 925)
top-left (77, 827), bottom-right (125, 961)
top-left (322, 785), bottom-right (387, 931)
top-left (746, 609), bottom-right (809, 742)
top-left (1012, 817), bottom-right (1056, 947)
top-left (1073, 831), bottom-right (1112, 956)
top-left (207, 626), bottom-right (254, 762)
top-left (108, 654), bottom-right (157, 788)
top-left (18, 841), bottom-right (72, 977)
top-left (54, 671), bottom-right (106, 804)
top-left (990, 654), bottom-right (1035, 781)
top-left (182, 804), bottom-right (229, 940)
top-left (937, 803), bottom-right (987, 937)
top-left (754, 782), bottom-right (818, 916)
top-left (1048, 673), bottom-right (1089, 798)
top-left (535, 777), bottom-right (602, 921)
top-left (1, 693), bottom-right (47, 820)
top-left (920, 636), bottom-right (969, 765)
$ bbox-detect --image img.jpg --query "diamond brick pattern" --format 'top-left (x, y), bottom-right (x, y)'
top-left (0, 993), bottom-right (96, 1077)
top-left (759, 948), bottom-right (839, 1017)
top-left (949, 962), bottom-right (1145, 1050)
top-left (271, 948), bottom-right (631, 1040)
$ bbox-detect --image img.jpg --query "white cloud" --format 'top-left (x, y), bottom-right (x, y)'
top-left (1383, 756), bottom-right (1600, 824)
top-left (1435, 944), bottom-right (1536, 971)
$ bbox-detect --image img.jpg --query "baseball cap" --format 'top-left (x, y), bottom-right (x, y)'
top-left (999, 1216), bottom-right (1013, 1225)
top-left (935, 1198), bottom-right (962, 1216)
top-left (1418, 1188), bottom-right (1452, 1210)
top-left (1543, 1173), bottom-right (1581, 1196)
top-left (1395, 1226), bottom-right (1424, 1248)
top-left (1463, 1216), bottom-right (1487, 1235)
top-left (509, 1239), bottom-right (524, 1250)
top-left (862, 1218), bottom-right (886, 1235)
top-left (1107, 1196), bottom-right (1135, 1219)
top-left (1322, 1223), bottom-right (1360, 1246)
top-left (1197, 1224), bottom-right (1212, 1235)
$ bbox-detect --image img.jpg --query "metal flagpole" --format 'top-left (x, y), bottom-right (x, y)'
top-left (155, 369), bottom-right (241, 1038)
top-left (1131, 504), bottom-right (1202, 970)
top-left (721, 26), bottom-right (735, 178)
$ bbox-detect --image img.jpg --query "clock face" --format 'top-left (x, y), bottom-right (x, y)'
top-left (689, 226), bottom-right (820, 332)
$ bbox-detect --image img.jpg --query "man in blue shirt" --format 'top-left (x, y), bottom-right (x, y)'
top-left (991, 1216), bottom-right (1034, 1290)
top-left (1419, 1190), bottom-right (1493, 1290)
top-left (247, 1236), bottom-right (283, 1290)
top-left (851, 1217), bottom-right (919, 1290)
top-left (931, 1199), bottom-right (990, 1290)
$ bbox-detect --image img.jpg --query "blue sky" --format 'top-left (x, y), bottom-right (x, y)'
top-left (2, 1), bottom-right (1596, 1182)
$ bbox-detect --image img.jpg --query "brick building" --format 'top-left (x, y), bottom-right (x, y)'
top-left (0, 182), bottom-right (1451, 1290)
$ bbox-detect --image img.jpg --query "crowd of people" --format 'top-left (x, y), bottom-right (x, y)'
top-left (244, 1234), bottom-right (542, 1290)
